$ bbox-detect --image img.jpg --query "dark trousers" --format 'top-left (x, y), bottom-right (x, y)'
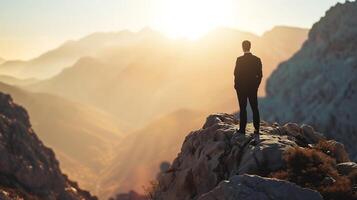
top-left (236, 89), bottom-right (260, 131)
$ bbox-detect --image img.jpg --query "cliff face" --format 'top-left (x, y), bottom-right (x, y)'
top-left (262, 1), bottom-right (357, 159)
top-left (0, 93), bottom-right (96, 200)
top-left (152, 114), bottom-right (356, 200)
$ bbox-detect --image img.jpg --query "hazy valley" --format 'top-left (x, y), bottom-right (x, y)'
top-left (0, 26), bottom-right (308, 198)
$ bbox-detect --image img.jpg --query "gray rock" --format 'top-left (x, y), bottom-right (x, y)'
top-left (301, 124), bottom-right (325, 144)
top-left (198, 175), bottom-right (323, 200)
top-left (237, 134), bottom-right (296, 175)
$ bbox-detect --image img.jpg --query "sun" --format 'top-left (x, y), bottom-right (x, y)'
top-left (153, 0), bottom-right (233, 39)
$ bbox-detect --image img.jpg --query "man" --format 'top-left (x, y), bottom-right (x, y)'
top-left (234, 40), bottom-right (262, 134)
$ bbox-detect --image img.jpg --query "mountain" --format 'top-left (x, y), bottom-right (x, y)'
top-left (0, 29), bottom-right (162, 79)
top-left (97, 109), bottom-right (206, 199)
top-left (30, 26), bottom-right (308, 127)
top-left (260, 26), bottom-right (309, 58)
top-left (0, 82), bottom-right (124, 193)
top-left (152, 113), bottom-right (356, 200)
top-left (0, 92), bottom-right (96, 200)
top-left (261, 1), bottom-right (357, 159)
top-left (0, 57), bottom-right (5, 64)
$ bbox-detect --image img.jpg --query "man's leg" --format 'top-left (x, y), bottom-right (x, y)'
top-left (248, 91), bottom-right (260, 131)
top-left (236, 90), bottom-right (248, 132)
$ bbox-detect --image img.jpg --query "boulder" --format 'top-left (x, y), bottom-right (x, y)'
top-left (198, 175), bottom-right (323, 200)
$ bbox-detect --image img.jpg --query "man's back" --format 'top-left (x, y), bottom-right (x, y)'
top-left (234, 40), bottom-right (262, 133)
top-left (234, 53), bottom-right (262, 92)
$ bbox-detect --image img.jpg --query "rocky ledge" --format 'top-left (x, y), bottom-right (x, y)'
top-left (152, 113), bottom-right (357, 200)
top-left (0, 93), bottom-right (97, 200)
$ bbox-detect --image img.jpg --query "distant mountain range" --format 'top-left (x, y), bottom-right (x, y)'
top-left (27, 26), bottom-right (308, 128)
top-left (262, 1), bottom-right (357, 159)
top-left (0, 29), bottom-right (166, 79)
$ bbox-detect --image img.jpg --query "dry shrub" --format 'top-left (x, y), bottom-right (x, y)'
top-left (315, 140), bottom-right (342, 161)
top-left (349, 170), bottom-right (357, 185)
top-left (270, 146), bottom-right (357, 200)
top-left (144, 181), bottom-right (161, 200)
top-left (109, 190), bottom-right (147, 200)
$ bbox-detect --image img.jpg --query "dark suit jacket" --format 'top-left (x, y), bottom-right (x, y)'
top-left (234, 53), bottom-right (263, 93)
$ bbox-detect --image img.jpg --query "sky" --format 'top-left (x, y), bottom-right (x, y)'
top-left (0, 0), bottom-right (347, 60)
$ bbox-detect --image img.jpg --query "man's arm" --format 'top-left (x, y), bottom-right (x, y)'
top-left (256, 58), bottom-right (263, 86)
top-left (234, 58), bottom-right (239, 88)
top-left (234, 58), bottom-right (239, 76)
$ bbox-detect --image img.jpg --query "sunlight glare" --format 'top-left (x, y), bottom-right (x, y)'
top-left (154, 0), bottom-right (233, 39)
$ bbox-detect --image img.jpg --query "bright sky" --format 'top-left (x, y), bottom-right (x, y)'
top-left (0, 0), bottom-right (346, 60)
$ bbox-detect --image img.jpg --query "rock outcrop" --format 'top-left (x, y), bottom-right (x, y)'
top-left (262, 1), bottom-right (357, 159)
top-left (153, 113), bottom-right (356, 200)
top-left (197, 175), bottom-right (322, 200)
top-left (0, 92), bottom-right (96, 200)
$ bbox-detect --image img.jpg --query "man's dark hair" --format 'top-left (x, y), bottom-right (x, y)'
top-left (242, 40), bottom-right (251, 52)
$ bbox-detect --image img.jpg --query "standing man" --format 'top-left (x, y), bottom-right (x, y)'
top-left (234, 40), bottom-right (262, 134)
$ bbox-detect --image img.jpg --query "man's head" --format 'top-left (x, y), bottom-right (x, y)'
top-left (242, 40), bottom-right (251, 53)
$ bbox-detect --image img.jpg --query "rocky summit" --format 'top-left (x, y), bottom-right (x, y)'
top-left (152, 113), bottom-right (357, 200)
top-left (0, 92), bottom-right (96, 200)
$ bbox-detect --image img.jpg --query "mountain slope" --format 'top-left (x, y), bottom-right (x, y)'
top-left (0, 75), bottom-right (38, 86)
top-left (97, 109), bottom-right (206, 199)
top-left (30, 27), bottom-right (308, 127)
top-left (262, 1), bottom-right (357, 159)
top-left (0, 92), bottom-right (96, 200)
top-left (0, 82), bottom-right (124, 193)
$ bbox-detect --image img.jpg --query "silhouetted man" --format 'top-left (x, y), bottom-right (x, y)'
top-left (234, 40), bottom-right (262, 134)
